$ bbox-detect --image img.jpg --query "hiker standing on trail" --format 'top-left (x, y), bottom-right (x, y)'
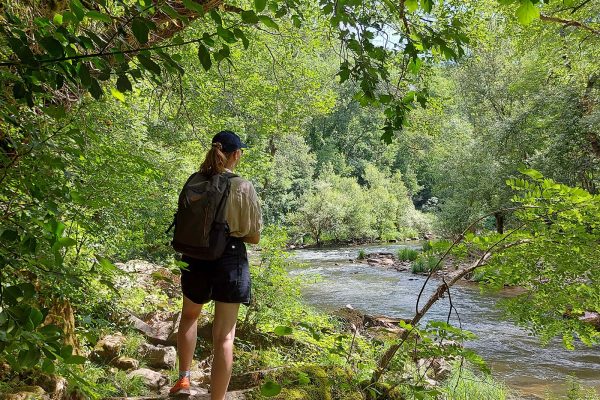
top-left (169, 130), bottom-right (262, 399)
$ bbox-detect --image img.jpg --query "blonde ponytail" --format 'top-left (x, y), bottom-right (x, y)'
top-left (200, 142), bottom-right (229, 176)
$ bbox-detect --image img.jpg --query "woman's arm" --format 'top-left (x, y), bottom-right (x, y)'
top-left (242, 232), bottom-right (260, 244)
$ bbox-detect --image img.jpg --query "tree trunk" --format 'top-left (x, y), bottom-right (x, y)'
top-left (43, 297), bottom-right (81, 355)
top-left (494, 211), bottom-right (504, 234)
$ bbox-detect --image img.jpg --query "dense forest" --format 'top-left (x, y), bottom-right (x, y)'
top-left (0, 0), bottom-right (599, 399)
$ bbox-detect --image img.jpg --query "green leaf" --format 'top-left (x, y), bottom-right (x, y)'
top-left (111, 88), bottom-right (125, 102)
top-left (89, 78), bottom-right (103, 99)
top-left (42, 359), bottom-right (55, 374)
top-left (116, 74), bottom-right (133, 92)
top-left (137, 54), bottom-right (161, 75)
top-left (86, 11), bottom-right (112, 23)
top-left (420, 0), bottom-right (433, 13)
top-left (40, 36), bottom-right (64, 58)
top-left (53, 13), bottom-right (63, 25)
top-left (233, 28), bottom-right (250, 49)
top-left (241, 10), bottom-right (260, 24)
top-left (255, 0), bottom-right (267, 12)
top-left (29, 307), bottom-right (44, 327)
top-left (258, 15), bottom-right (279, 30)
top-left (132, 18), bottom-right (150, 44)
top-left (77, 63), bottom-right (92, 88)
top-left (182, 0), bottom-right (205, 14)
top-left (65, 354), bottom-right (86, 364)
top-left (70, 0), bottom-right (85, 21)
top-left (57, 237), bottom-right (77, 247)
top-left (39, 324), bottom-right (62, 339)
top-left (516, 0), bottom-right (540, 25)
top-left (95, 254), bottom-right (119, 273)
top-left (60, 345), bottom-right (74, 360)
top-left (519, 167), bottom-right (544, 180)
top-left (297, 372), bottom-right (310, 385)
top-left (18, 348), bottom-right (41, 369)
top-left (405, 0), bottom-right (418, 12)
top-left (273, 326), bottom-right (293, 336)
top-left (260, 381), bottom-right (281, 397)
top-left (197, 43), bottom-right (212, 71)
top-left (217, 26), bottom-right (237, 43)
top-left (210, 9), bottom-right (222, 26)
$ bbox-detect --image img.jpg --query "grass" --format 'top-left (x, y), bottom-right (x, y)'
top-left (441, 365), bottom-right (511, 400)
top-left (411, 254), bottom-right (441, 273)
top-left (357, 249), bottom-right (367, 260)
top-left (397, 248), bottom-right (419, 261)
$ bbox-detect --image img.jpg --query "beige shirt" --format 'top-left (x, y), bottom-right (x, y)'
top-left (225, 176), bottom-right (262, 238)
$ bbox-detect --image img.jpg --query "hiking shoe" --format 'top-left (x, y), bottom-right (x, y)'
top-left (169, 376), bottom-right (191, 397)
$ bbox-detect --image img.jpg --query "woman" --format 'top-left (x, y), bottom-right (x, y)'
top-left (169, 130), bottom-right (261, 399)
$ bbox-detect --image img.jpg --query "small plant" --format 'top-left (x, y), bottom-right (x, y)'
top-left (121, 331), bottom-right (147, 359)
top-left (411, 254), bottom-right (441, 274)
top-left (357, 250), bottom-right (367, 260)
top-left (397, 248), bottom-right (419, 261)
top-left (422, 241), bottom-right (433, 252)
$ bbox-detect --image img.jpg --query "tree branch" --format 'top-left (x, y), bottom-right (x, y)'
top-left (539, 14), bottom-right (600, 36)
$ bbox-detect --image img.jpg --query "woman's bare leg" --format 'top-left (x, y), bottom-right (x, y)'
top-left (210, 301), bottom-right (240, 400)
top-left (177, 295), bottom-right (204, 373)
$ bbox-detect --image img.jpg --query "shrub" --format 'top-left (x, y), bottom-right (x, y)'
top-left (411, 254), bottom-right (441, 273)
top-left (397, 248), bottom-right (419, 261)
top-left (357, 250), bottom-right (367, 260)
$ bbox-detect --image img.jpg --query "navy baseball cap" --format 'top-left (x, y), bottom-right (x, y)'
top-left (212, 130), bottom-right (248, 153)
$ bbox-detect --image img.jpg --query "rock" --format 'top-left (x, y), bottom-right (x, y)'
top-left (128, 368), bottom-right (168, 390)
top-left (140, 343), bottom-right (177, 369)
top-left (112, 356), bottom-right (139, 370)
top-left (417, 357), bottom-right (452, 381)
top-left (361, 252), bottom-right (402, 269)
top-left (90, 333), bottom-right (126, 363)
top-left (129, 314), bottom-right (177, 346)
top-left (2, 386), bottom-right (49, 400)
top-left (579, 311), bottom-right (600, 329)
top-left (34, 375), bottom-right (68, 400)
top-left (335, 307), bottom-right (409, 333)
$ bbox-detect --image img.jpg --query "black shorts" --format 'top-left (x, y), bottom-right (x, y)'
top-left (180, 237), bottom-right (251, 306)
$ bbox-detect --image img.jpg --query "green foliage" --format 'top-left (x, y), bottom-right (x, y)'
top-left (397, 248), bottom-right (419, 261)
top-left (470, 169), bottom-right (600, 347)
top-left (290, 164), bottom-right (429, 244)
top-left (411, 254), bottom-right (441, 274)
top-left (357, 250), bottom-right (367, 260)
top-left (441, 363), bottom-right (511, 400)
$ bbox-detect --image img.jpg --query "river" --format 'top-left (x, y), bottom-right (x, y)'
top-left (288, 242), bottom-right (600, 399)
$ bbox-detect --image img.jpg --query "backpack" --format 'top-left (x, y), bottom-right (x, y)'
top-left (168, 172), bottom-right (238, 260)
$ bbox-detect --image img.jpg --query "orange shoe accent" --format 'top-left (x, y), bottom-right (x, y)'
top-left (169, 376), bottom-right (191, 396)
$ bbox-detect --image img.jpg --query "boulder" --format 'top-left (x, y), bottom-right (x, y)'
top-left (128, 368), bottom-right (168, 390)
top-left (112, 356), bottom-right (139, 370)
top-left (2, 386), bottom-right (49, 400)
top-left (335, 305), bottom-right (409, 333)
top-left (34, 375), bottom-right (68, 400)
top-left (417, 357), bottom-right (452, 381)
top-left (90, 333), bottom-right (126, 363)
top-left (579, 311), bottom-right (600, 329)
top-left (140, 343), bottom-right (177, 369)
top-left (360, 252), bottom-right (404, 269)
top-left (129, 313), bottom-right (181, 346)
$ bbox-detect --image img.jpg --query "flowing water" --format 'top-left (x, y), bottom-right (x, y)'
top-left (288, 242), bottom-right (600, 399)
